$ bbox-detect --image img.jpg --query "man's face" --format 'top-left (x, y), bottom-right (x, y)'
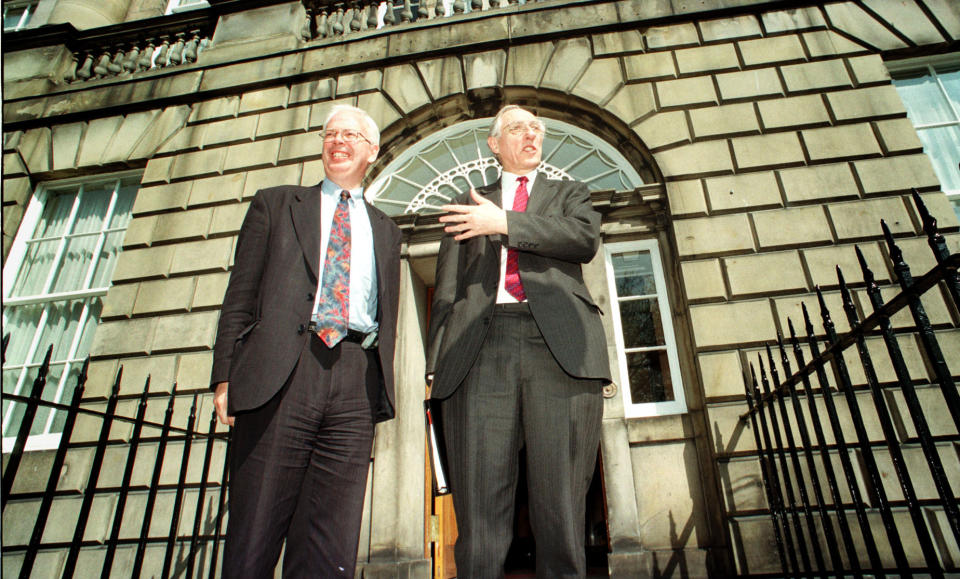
top-left (322, 111), bottom-right (380, 189)
top-left (487, 108), bottom-right (544, 175)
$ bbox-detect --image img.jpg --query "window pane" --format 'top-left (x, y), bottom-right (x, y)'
top-left (619, 298), bottom-right (665, 348)
top-left (48, 365), bottom-right (82, 434)
top-left (90, 232), bottom-right (125, 288)
top-left (52, 234), bottom-right (100, 293)
top-left (940, 67), bottom-right (960, 103)
top-left (894, 73), bottom-right (956, 125)
top-left (32, 364), bottom-right (65, 435)
top-left (2, 368), bottom-right (24, 418)
top-left (2, 2), bottom-right (33, 30)
top-left (3, 6), bottom-right (26, 29)
top-left (3, 365), bottom-right (38, 433)
top-left (11, 239), bottom-right (60, 297)
top-left (36, 192), bottom-right (76, 238)
top-left (77, 299), bottom-right (103, 354)
top-left (917, 125), bottom-right (960, 192)
top-left (73, 185), bottom-right (112, 234)
top-left (109, 183), bottom-right (138, 228)
top-left (612, 251), bottom-right (656, 296)
top-left (626, 350), bottom-right (673, 404)
top-left (32, 301), bottom-right (86, 362)
top-left (1, 304), bottom-right (44, 364)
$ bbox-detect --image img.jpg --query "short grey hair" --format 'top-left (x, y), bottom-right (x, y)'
top-left (488, 104), bottom-right (529, 138)
top-left (324, 104), bottom-right (381, 146)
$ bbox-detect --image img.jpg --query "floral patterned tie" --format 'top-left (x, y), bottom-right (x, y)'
top-left (315, 191), bottom-right (351, 347)
top-left (504, 176), bottom-right (528, 301)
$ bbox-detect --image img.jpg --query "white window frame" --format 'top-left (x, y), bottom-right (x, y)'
top-left (887, 54), bottom-right (960, 221)
top-left (3, 0), bottom-right (38, 30)
top-left (2, 172), bottom-right (140, 453)
top-left (604, 239), bottom-right (686, 418)
top-left (164, 0), bottom-right (209, 14)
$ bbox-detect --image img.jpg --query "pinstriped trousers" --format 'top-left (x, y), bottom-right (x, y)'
top-left (440, 302), bottom-right (603, 579)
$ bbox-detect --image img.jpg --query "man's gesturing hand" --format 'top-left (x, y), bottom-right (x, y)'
top-left (214, 382), bottom-right (235, 426)
top-left (440, 189), bottom-right (508, 241)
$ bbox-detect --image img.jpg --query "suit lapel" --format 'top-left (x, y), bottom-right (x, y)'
top-left (526, 172), bottom-right (558, 216)
top-left (367, 199), bottom-right (391, 299)
top-left (475, 181), bottom-right (502, 252)
top-left (291, 185), bottom-right (323, 281)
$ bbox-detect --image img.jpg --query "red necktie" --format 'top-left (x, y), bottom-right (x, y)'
top-left (504, 176), bottom-right (528, 301)
top-left (315, 191), bottom-right (351, 347)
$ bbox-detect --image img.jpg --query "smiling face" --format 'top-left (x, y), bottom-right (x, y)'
top-left (322, 110), bottom-right (380, 190)
top-left (487, 107), bottom-right (544, 175)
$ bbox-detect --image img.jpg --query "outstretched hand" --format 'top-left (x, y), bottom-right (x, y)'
top-left (440, 189), bottom-right (508, 241)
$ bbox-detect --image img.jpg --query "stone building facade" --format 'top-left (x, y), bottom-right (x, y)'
top-left (2, 0), bottom-right (959, 576)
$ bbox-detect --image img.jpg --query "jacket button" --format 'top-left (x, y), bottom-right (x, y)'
top-left (307, 292), bottom-right (314, 301)
top-left (297, 324), bottom-right (306, 335)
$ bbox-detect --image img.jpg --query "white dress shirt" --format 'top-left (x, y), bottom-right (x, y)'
top-left (496, 170), bottom-right (538, 304)
top-left (310, 179), bottom-right (379, 333)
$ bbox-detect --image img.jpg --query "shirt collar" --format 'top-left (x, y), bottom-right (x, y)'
top-left (501, 170), bottom-right (537, 192)
top-left (322, 179), bottom-right (364, 203)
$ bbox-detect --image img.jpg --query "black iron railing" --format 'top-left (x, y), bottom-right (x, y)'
top-left (1, 342), bottom-right (230, 579)
top-left (742, 191), bottom-right (960, 577)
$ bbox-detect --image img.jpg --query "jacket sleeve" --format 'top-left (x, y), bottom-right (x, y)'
top-left (504, 181), bottom-right (600, 264)
top-left (425, 226), bottom-right (461, 377)
top-left (209, 191), bottom-right (272, 387)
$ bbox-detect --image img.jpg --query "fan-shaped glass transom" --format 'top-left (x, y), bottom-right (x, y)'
top-left (367, 118), bottom-right (645, 215)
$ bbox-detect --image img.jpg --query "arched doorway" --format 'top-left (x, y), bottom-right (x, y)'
top-left (372, 113), bottom-right (652, 578)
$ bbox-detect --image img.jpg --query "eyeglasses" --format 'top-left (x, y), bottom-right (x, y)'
top-left (323, 129), bottom-right (370, 144)
top-left (503, 121), bottom-right (545, 136)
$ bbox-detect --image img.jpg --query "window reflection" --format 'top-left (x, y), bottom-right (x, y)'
top-left (618, 299), bottom-right (664, 349)
top-left (626, 351), bottom-right (673, 404)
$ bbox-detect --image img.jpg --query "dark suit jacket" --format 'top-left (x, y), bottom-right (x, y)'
top-left (426, 174), bottom-right (611, 400)
top-left (211, 183), bottom-right (402, 423)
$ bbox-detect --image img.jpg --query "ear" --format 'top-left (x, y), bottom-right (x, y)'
top-left (487, 135), bottom-right (499, 156)
top-left (366, 144), bottom-right (380, 164)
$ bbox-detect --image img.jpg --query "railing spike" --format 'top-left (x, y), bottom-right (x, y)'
top-left (801, 301), bottom-right (814, 336)
top-left (881, 218), bottom-right (906, 267)
top-left (911, 188), bottom-right (943, 247)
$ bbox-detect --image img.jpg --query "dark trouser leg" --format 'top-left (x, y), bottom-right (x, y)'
top-left (441, 307), bottom-right (525, 579)
top-left (222, 337), bottom-right (375, 579)
top-left (518, 319), bottom-right (603, 579)
top-left (283, 340), bottom-right (376, 578)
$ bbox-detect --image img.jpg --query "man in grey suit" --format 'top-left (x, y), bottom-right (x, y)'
top-left (427, 104), bottom-right (611, 578)
top-left (211, 105), bottom-right (401, 578)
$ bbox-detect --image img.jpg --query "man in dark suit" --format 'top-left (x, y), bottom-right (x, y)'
top-left (211, 104), bottom-right (402, 578)
top-left (426, 104), bottom-right (611, 578)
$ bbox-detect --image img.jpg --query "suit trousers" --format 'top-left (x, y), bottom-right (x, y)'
top-left (223, 335), bottom-right (378, 579)
top-left (441, 302), bottom-right (603, 579)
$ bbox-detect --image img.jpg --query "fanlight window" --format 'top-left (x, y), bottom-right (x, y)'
top-left (367, 118), bottom-right (645, 215)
